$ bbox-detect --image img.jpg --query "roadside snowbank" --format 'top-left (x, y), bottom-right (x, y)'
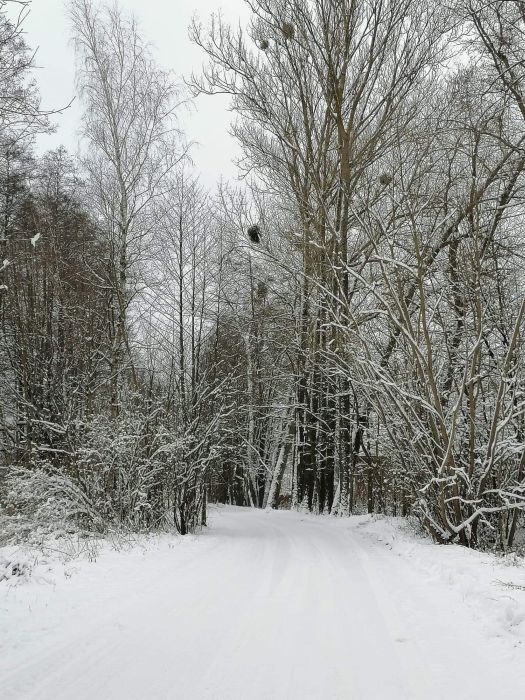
top-left (347, 514), bottom-right (525, 644)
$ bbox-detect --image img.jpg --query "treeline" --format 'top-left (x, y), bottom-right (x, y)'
top-left (2, 0), bottom-right (525, 549)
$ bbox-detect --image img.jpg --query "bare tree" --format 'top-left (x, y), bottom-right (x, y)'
top-left (191, 0), bottom-right (455, 514)
top-left (70, 0), bottom-right (187, 415)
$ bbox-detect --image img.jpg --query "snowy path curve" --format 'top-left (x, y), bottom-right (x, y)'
top-left (2, 506), bottom-right (525, 699)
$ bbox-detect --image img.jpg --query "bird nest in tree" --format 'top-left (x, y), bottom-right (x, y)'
top-left (247, 224), bottom-right (261, 243)
top-left (281, 22), bottom-right (295, 40)
top-left (256, 281), bottom-right (268, 299)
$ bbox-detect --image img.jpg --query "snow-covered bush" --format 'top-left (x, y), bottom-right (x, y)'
top-left (3, 406), bottom-right (213, 537)
top-left (0, 554), bottom-right (33, 582)
top-left (6, 462), bottom-right (103, 531)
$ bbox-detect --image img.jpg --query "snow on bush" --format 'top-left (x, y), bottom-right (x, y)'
top-left (0, 554), bottom-right (33, 582)
top-left (2, 408), bottom-right (211, 540)
top-left (6, 463), bottom-right (103, 531)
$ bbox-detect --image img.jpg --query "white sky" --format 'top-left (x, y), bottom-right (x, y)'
top-left (24, 0), bottom-right (249, 187)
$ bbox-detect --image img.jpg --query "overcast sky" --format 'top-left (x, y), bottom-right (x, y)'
top-left (24, 0), bottom-right (249, 187)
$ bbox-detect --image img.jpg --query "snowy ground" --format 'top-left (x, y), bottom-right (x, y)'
top-left (2, 506), bottom-right (525, 699)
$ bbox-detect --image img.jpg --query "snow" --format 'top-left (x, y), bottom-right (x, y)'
top-left (2, 506), bottom-right (525, 699)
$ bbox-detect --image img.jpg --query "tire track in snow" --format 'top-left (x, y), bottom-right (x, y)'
top-left (2, 506), bottom-right (525, 699)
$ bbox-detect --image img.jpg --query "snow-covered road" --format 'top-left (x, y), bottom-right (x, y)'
top-left (2, 506), bottom-right (525, 699)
